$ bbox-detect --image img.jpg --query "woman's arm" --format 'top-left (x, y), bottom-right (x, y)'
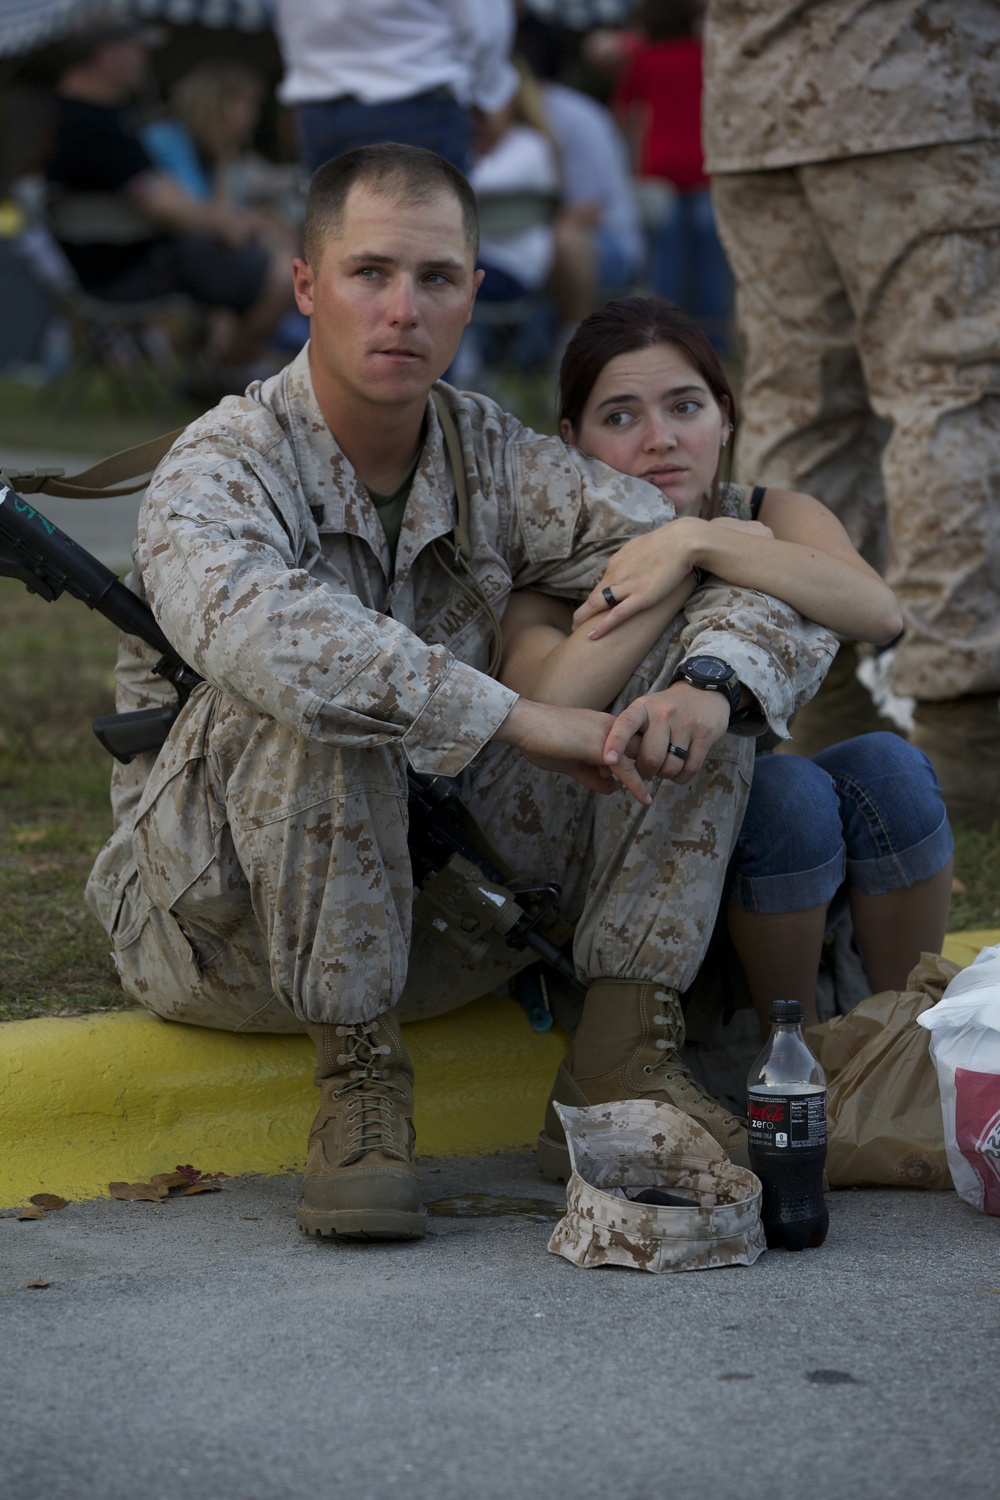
top-left (500, 580), bottom-right (694, 710)
top-left (573, 492), bottom-right (903, 646)
top-left (713, 487), bottom-right (902, 643)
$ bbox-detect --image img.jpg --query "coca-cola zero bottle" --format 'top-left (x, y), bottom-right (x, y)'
top-left (747, 998), bottom-right (829, 1251)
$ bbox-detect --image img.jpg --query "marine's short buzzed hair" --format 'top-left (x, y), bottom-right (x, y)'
top-left (302, 143), bottom-right (480, 265)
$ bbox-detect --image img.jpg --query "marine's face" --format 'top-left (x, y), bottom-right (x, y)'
top-left (293, 183), bottom-right (483, 418)
top-left (562, 342), bottom-right (729, 515)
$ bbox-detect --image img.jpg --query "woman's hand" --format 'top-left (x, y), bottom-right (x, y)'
top-left (573, 517), bottom-right (706, 638)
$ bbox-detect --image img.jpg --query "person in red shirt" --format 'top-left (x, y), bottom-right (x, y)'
top-left (613, 1), bottom-right (732, 349)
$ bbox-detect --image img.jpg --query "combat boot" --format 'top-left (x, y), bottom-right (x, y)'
top-left (297, 1009), bottom-right (427, 1240)
top-left (910, 694), bottom-right (1000, 828)
top-left (536, 979), bottom-right (749, 1180)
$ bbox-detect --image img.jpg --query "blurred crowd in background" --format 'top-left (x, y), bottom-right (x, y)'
top-left (0, 0), bottom-right (730, 399)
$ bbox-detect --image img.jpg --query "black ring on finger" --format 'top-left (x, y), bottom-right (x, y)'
top-left (667, 742), bottom-right (690, 762)
top-left (602, 586), bottom-right (618, 609)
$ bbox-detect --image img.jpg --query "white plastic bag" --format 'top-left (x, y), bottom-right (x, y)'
top-left (917, 942), bottom-right (1000, 1214)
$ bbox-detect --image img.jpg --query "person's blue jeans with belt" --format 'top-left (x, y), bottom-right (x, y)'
top-left (730, 733), bottom-right (953, 920)
top-left (298, 88), bottom-right (471, 176)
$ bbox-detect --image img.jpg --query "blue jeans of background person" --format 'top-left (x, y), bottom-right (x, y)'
top-left (650, 185), bottom-right (733, 353)
top-left (730, 733), bottom-right (953, 920)
top-left (298, 88), bottom-right (471, 176)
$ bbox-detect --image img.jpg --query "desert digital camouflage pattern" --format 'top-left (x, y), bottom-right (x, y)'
top-left (703, 0), bottom-right (1000, 704)
top-left (86, 345), bottom-right (835, 1030)
top-left (713, 140), bottom-right (1000, 702)
top-left (703, 0), bottom-right (1000, 174)
top-left (547, 1100), bottom-right (766, 1272)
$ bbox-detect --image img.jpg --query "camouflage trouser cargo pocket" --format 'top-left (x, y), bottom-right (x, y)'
top-left (130, 685), bottom-right (414, 1027)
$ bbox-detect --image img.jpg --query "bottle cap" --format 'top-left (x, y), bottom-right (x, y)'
top-left (769, 998), bottom-right (804, 1024)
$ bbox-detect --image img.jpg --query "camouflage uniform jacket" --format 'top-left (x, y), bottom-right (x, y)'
top-left (102, 344), bottom-right (835, 874)
top-left (703, 0), bottom-right (1000, 173)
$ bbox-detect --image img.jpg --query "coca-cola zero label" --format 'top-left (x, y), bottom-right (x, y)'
top-left (748, 1091), bottom-right (827, 1151)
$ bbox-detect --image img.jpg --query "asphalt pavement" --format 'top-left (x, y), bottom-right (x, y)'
top-left (2, 1152), bottom-right (997, 1500)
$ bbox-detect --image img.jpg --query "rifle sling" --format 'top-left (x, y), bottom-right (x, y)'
top-left (3, 428), bottom-right (186, 498)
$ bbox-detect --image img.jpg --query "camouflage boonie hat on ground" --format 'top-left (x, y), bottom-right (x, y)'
top-left (548, 1100), bottom-right (766, 1273)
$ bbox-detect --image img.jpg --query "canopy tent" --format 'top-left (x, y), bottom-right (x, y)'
top-left (0, 0), bottom-right (274, 60)
top-left (521, 0), bottom-right (635, 29)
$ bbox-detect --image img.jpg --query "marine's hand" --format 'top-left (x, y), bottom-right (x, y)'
top-left (493, 698), bottom-right (651, 803)
top-left (602, 681), bottom-right (730, 785)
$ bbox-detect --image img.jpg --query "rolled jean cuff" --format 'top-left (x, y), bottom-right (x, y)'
top-left (846, 807), bottom-right (954, 896)
top-left (730, 845), bottom-right (846, 915)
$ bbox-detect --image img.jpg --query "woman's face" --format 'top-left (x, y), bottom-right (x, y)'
top-left (562, 342), bottom-right (730, 515)
top-left (221, 90), bottom-right (260, 147)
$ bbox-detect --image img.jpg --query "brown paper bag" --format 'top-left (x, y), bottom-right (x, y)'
top-left (805, 953), bottom-right (959, 1189)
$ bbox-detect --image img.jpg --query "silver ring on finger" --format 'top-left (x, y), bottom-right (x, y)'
top-left (667, 742), bottom-right (689, 762)
top-left (602, 586), bottom-right (619, 609)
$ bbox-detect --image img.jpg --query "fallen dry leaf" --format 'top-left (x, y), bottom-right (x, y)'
top-left (107, 1167), bottom-right (227, 1205)
top-left (174, 1164), bottom-right (228, 1185)
top-left (25, 1280), bottom-right (50, 1289)
top-left (18, 1205), bottom-right (46, 1221)
top-left (150, 1172), bottom-right (190, 1194)
top-left (29, 1194), bottom-right (69, 1211)
top-left (108, 1181), bottom-right (164, 1203)
top-left (951, 876), bottom-right (968, 894)
top-left (13, 828), bottom-right (48, 844)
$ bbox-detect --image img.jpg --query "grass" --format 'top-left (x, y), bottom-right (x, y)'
top-left (0, 578), bottom-right (134, 1021)
top-left (0, 372), bottom-right (206, 460)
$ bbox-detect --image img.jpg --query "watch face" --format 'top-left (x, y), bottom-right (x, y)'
top-left (688, 656), bottom-right (732, 683)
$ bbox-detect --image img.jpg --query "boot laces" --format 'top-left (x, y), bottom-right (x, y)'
top-left (330, 1021), bottom-right (407, 1158)
top-left (642, 989), bottom-right (741, 1128)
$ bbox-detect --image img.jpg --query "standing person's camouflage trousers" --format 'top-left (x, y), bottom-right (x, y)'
top-left (704, 0), bottom-right (1000, 820)
top-left (713, 140), bottom-right (1000, 710)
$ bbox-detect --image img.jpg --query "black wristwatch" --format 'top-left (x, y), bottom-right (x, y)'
top-left (670, 655), bottom-right (743, 719)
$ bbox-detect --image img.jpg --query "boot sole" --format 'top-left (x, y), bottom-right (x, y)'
top-left (296, 1204), bottom-right (428, 1240)
top-left (536, 1129), bottom-right (570, 1183)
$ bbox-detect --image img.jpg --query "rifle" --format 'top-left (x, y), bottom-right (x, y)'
top-left (0, 479), bottom-right (580, 1014)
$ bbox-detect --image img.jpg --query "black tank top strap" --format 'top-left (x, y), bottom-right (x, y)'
top-left (749, 485), bottom-right (767, 519)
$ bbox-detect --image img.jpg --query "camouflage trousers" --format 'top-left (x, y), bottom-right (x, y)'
top-left (713, 138), bottom-right (1000, 702)
top-left (107, 678), bottom-right (752, 1033)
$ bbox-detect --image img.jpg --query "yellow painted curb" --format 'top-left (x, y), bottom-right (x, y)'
top-left (0, 999), bottom-right (568, 1209)
top-left (3, 930), bottom-right (998, 1210)
top-left (940, 928), bottom-right (999, 969)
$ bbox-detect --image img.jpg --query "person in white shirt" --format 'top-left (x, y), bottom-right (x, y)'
top-left (470, 108), bottom-right (560, 301)
top-left (273, 0), bottom-right (519, 175)
top-left (543, 79), bottom-right (643, 321)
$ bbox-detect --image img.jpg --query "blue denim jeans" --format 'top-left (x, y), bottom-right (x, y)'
top-left (649, 186), bottom-right (733, 351)
top-left (298, 90), bottom-right (471, 176)
top-left (730, 733), bottom-right (954, 915)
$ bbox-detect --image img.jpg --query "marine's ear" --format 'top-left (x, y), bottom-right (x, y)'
top-left (292, 258), bottom-right (315, 317)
